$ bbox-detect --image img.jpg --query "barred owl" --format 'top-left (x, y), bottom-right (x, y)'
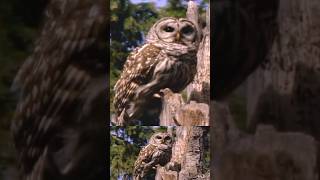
top-left (133, 132), bottom-right (173, 180)
top-left (114, 17), bottom-right (199, 125)
top-left (11, 0), bottom-right (107, 179)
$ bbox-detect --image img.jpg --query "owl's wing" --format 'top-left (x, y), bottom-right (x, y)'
top-left (133, 144), bottom-right (158, 176)
top-left (113, 43), bottom-right (161, 117)
top-left (134, 144), bottom-right (156, 166)
top-left (11, 0), bottom-right (107, 179)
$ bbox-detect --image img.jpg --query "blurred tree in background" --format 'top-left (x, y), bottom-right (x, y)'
top-left (158, 0), bottom-right (186, 17)
top-left (0, 1), bottom-right (46, 127)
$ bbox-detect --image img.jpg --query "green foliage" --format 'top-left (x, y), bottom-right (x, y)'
top-left (0, 1), bottom-right (45, 178)
top-left (158, 0), bottom-right (187, 18)
top-left (110, 135), bottom-right (139, 179)
top-left (0, 1), bottom-right (42, 128)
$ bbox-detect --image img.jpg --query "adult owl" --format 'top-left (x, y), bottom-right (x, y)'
top-left (113, 17), bottom-right (199, 125)
top-left (11, 0), bottom-right (107, 179)
top-left (133, 132), bottom-right (173, 180)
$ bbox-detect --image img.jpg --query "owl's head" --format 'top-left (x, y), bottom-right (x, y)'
top-left (146, 17), bottom-right (198, 46)
top-left (149, 132), bottom-right (173, 147)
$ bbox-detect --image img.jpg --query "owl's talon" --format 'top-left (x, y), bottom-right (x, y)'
top-left (127, 103), bottom-right (136, 117)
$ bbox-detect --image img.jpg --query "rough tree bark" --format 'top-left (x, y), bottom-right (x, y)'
top-left (246, 0), bottom-right (320, 138)
top-left (156, 126), bottom-right (209, 180)
top-left (214, 0), bottom-right (320, 179)
top-left (215, 125), bottom-right (318, 180)
top-left (159, 1), bottom-right (210, 126)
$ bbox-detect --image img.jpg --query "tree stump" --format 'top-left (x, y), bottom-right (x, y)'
top-left (157, 126), bottom-right (209, 180)
top-left (214, 0), bottom-right (320, 179)
top-left (217, 125), bottom-right (318, 180)
top-left (246, 0), bottom-right (320, 139)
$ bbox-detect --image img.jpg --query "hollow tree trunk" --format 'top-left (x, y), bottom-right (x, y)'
top-left (246, 0), bottom-right (320, 138)
top-left (214, 0), bottom-right (320, 179)
top-left (156, 126), bottom-right (209, 180)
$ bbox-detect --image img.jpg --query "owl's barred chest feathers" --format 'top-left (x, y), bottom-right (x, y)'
top-left (114, 42), bottom-right (197, 118)
top-left (134, 143), bottom-right (172, 166)
top-left (153, 43), bottom-right (197, 92)
top-left (118, 43), bottom-right (197, 85)
top-left (119, 44), bottom-right (161, 83)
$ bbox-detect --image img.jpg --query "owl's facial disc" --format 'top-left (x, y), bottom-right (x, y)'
top-left (164, 135), bottom-right (172, 145)
top-left (153, 134), bottom-right (163, 143)
top-left (179, 21), bottom-right (196, 45)
top-left (156, 19), bottom-right (179, 43)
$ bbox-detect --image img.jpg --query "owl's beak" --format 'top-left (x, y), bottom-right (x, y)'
top-left (175, 32), bottom-right (181, 41)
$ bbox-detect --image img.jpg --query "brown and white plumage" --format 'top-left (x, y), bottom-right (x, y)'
top-left (133, 132), bottom-right (173, 180)
top-left (11, 0), bottom-right (107, 179)
top-left (113, 17), bottom-right (199, 125)
top-left (114, 44), bottom-right (161, 123)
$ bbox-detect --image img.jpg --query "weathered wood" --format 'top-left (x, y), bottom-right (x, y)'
top-left (178, 127), bottom-right (206, 179)
top-left (246, 0), bottom-right (320, 140)
top-left (216, 125), bottom-right (318, 180)
top-left (215, 0), bottom-right (320, 179)
top-left (187, 2), bottom-right (210, 104)
top-left (159, 89), bottom-right (184, 126)
top-left (157, 1), bottom-right (210, 179)
top-left (186, 0), bottom-right (202, 44)
top-left (156, 167), bottom-right (178, 180)
top-left (174, 101), bottom-right (209, 126)
top-left (159, 89), bottom-right (209, 126)
top-left (157, 127), bottom-right (209, 180)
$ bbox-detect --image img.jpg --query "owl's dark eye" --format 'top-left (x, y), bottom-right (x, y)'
top-left (156, 136), bottom-right (162, 139)
top-left (181, 26), bottom-right (194, 35)
top-left (164, 136), bottom-right (171, 141)
top-left (164, 26), bottom-right (175, 32)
